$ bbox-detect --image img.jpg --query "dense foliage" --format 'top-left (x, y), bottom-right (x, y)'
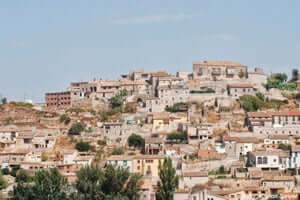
top-left (68, 122), bottom-right (85, 135)
top-left (110, 89), bottom-right (128, 109)
top-left (166, 132), bottom-right (187, 143)
top-left (59, 114), bottom-right (71, 125)
top-left (190, 88), bottom-right (215, 94)
top-left (0, 172), bottom-right (8, 190)
top-left (156, 158), bottom-right (179, 200)
top-left (128, 134), bottom-right (145, 148)
top-left (76, 141), bottom-right (91, 152)
top-left (74, 164), bottom-right (142, 200)
top-left (266, 72), bottom-right (297, 91)
top-left (165, 102), bottom-right (188, 112)
top-left (111, 147), bottom-right (125, 155)
top-left (12, 169), bottom-right (67, 200)
top-left (16, 170), bottom-right (32, 183)
top-left (278, 143), bottom-right (291, 151)
top-left (239, 95), bottom-right (288, 111)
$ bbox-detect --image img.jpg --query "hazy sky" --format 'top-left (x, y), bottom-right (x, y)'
top-left (1, 1), bottom-right (300, 102)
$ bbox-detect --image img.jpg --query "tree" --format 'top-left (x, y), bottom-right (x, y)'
top-left (156, 158), bottom-right (179, 200)
top-left (110, 89), bottom-right (128, 110)
top-left (74, 164), bottom-right (142, 200)
top-left (16, 170), bottom-right (31, 183)
top-left (12, 168), bottom-right (67, 200)
top-left (68, 122), bottom-right (85, 135)
top-left (278, 143), bottom-right (291, 151)
top-left (75, 165), bottom-right (104, 200)
top-left (238, 71), bottom-right (244, 79)
top-left (1, 98), bottom-right (7, 105)
top-left (256, 92), bottom-right (265, 101)
top-left (128, 134), bottom-right (145, 148)
top-left (76, 141), bottom-right (91, 152)
top-left (111, 147), bottom-right (124, 155)
top-left (291, 69), bottom-right (299, 82)
top-left (0, 172), bottom-right (8, 190)
top-left (166, 132), bottom-right (187, 143)
top-left (272, 73), bottom-right (287, 83)
top-left (59, 114), bottom-right (71, 125)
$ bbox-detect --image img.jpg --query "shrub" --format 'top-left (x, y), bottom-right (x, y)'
top-left (165, 102), bottom-right (188, 112)
top-left (1, 168), bottom-right (9, 175)
top-left (167, 132), bottom-right (187, 143)
top-left (75, 141), bottom-right (91, 152)
top-left (16, 170), bottom-right (31, 183)
top-left (111, 147), bottom-right (124, 155)
top-left (128, 134), bottom-right (145, 148)
top-left (68, 122), bottom-right (85, 135)
top-left (239, 95), bottom-right (265, 112)
top-left (59, 114), bottom-right (71, 125)
top-left (97, 140), bottom-right (106, 146)
top-left (190, 88), bottom-right (215, 94)
top-left (278, 143), bottom-right (291, 151)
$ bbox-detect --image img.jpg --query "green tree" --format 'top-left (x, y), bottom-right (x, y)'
top-left (128, 134), bottom-right (145, 148)
top-left (1, 98), bottom-right (7, 105)
top-left (110, 89), bottom-right (128, 110)
top-left (166, 132), bottom-right (187, 143)
top-left (75, 165), bottom-right (104, 200)
top-left (156, 158), bottom-right (179, 200)
top-left (238, 71), bottom-right (244, 79)
top-left (74, 164), bottom-right (142, 200)
top-left (272, 73), bottom-right (287, 83)
top-left (76, 141), bottom-right (91, 152)
top-left (68, 122), bottom-right (85, 135)
top-left (12, 168), bottom-right (67, 200)
top-left (278, 143), bottom-right (291, 151)
top-left (256, 92), bottom-right (265, 101)
top-left (16, 170), bottom-right (31, 183)
top-left (0, 172), bottom-right (8, 190)
top-left (111, 147), bottom-right (124, 155)
top-left (59, 114), bottom-right (71, 125)
top-left (291, 68), bottom-right (299, 82)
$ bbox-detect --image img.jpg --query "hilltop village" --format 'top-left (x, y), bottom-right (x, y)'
top-left (2, 60), bottom-right (300, 199)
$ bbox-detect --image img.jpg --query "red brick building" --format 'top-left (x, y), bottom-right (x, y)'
top-left (45, 91), bottom-right (71, 109)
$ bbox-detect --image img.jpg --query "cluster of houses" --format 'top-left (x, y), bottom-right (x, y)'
top-left (3, 60), bottom-right (300, 199)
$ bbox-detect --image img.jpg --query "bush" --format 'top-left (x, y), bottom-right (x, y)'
top-left (165, 102), bottom-right (188, 112)
top-left (111, 147), bottom-right (124, 155)
top-left (278, 143), bottom-right (291, 151)
top-left (75, 141), bottom-right (91, 152)
top-left (239, 95), bottom-right (265, 112)
top-left (167, 132), bottom-right (187, 143)
top-left (256, 92), bottom-right (265, 101)
top-left (190, 88), bottom-right (215, 94)
top-left (128, 134), bottom-right (145, 148)
top-left (10, 166), bottom-right (20, 177)
top-left (97, 140), bottom-right (106, 146)
top-left (1, 168), bottom-right (9, 175)
top-left (59, 114), bottom-right (71, 125)
top-left (16, 170), bottom-right (31, 183)
top-left (68, 122), bottom-right (85, 135)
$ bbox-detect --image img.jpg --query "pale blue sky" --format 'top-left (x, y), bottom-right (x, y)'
top-left (1, 1), bottom-right (300, 102)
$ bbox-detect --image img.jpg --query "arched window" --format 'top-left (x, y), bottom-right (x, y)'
top-left (263, 157), bottom-right (268, 164)
top-left (257, 157), bottom-right (262, 164)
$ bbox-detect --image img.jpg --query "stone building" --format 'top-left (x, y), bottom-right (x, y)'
top-left (193, 60), bottom-right (248, 81)
top-left (227, 83), bottom-right (256, 98)
top-left (247, 111), bottom-right (300, 135)
top-left (247, 150), bottom-right (290, 170)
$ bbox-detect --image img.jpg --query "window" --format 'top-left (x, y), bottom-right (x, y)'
top-left (263, 157), bottom-right (268, 164)
top-left (257, 157), bottom-right (262, 164)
